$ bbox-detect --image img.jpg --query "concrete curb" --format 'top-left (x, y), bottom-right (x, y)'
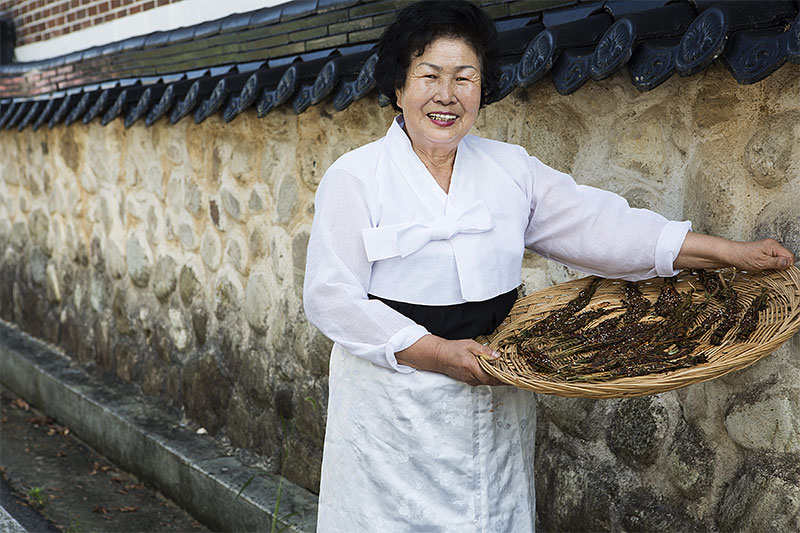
top-left (0, 504), bottom-right (28, 533)
top-left (0, 321), bottom-right (318, 533)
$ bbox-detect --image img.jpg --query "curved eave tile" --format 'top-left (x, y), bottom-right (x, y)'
top-left (2, 0), bottom-right (799, 132)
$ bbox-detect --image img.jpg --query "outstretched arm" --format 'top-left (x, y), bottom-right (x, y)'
top-left (674, 232), bottom-right (795, 272)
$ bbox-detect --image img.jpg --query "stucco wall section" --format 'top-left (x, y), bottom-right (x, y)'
top-left (1, 61), bottom-right (799, 528)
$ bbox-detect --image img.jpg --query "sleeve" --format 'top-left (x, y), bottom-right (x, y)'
top-left (303, 168), bottom-right (428, 372)
top-left (523, 154), bottom-right (691, 281)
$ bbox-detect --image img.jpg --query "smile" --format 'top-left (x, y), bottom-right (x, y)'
top-left (427, 112), bottom-right (458, 124)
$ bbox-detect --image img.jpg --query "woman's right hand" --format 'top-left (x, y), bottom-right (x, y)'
top-left (396, 334), bottom-right (505, 386)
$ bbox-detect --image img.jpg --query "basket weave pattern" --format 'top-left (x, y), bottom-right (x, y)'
top-left (478, 266), bottom-right (800, 399)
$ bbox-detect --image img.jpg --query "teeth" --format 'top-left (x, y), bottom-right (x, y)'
top-left (428, 113), bottom-right (457, 121)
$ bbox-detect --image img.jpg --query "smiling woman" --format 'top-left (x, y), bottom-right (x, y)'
top-left (301, 1), bottom-right (795, 532)
top-left (395, 38), bottom-right (483, 192)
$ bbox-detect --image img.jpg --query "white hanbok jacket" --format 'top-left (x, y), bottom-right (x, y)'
top-left (304, 117), bottom-right (691, 532)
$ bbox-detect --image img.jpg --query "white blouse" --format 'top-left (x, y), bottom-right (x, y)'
top-left (303, 117), bottom-right (691, 373)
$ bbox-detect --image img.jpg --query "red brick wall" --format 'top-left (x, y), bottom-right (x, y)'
top-left (0, 0), bottom-right (184, 46)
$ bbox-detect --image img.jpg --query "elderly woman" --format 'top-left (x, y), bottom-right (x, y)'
top-left (303, 1), bottom-right (795, 531)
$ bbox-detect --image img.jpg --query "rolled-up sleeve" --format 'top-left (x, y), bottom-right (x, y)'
top-left (303, 168), bottom-right (428, 372)
top-left (523, 155), bottom-right (691, 280)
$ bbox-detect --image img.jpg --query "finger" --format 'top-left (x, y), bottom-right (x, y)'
top-left (468, 341), bottom-right (501, 361)
top-left (767, 240), bottom-right (796, 268)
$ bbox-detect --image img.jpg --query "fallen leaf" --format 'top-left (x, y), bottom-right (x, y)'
top-left (55, 451), bottom-right (67, 458)
top-left (27, 415), bottom-right (50, 426)
top-left (93, 506), bottom-right (108, 514)
top-left (62, 428), bottom-right (70, 436)
top-left (12, 398), bottom-right (30, 411)
top-left (124, 483), bottom-right (143, 490)
top-left (1, 417), bottom-right (8, 423)
top-left (117, 489), bottom-right (128, 495)
top-left (110, 476), bottom-right (124, 483)
top-left (118, 506), bottom-right (138, 513)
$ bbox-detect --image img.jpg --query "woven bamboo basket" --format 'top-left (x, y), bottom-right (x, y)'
top-left (477, 266), bottom-right (800, 399)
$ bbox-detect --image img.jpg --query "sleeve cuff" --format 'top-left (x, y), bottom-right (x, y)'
top-left (655, 220), bottom-right (692, 277)
top-left (384, 324), bottom-right (429, 373)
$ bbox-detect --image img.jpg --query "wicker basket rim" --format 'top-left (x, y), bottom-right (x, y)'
top-left (478, 266), bottom-right (800, 399)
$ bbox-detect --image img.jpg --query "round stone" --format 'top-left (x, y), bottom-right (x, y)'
top-left (606, 397), bottom-right (667, 467)
top-left (724, 388), bottom-right (800, 453)
top-left (10, 221), bottom-right (28, 251)
top-left (167, 169), bottom-right (185, 207)
top-left (248, 188), bottom-right (266, 213)
top-left (744, 111), bottom-right (799, 189)
top-left (244, 272), bottom-right (273, 334)
top-left (153, 255), bottom-right (178, 303)
top-left (28, 248), bottom-right (47, 288)
top-left (754, 189), bottom-right (800, 260)
top-left (291, 231), bottom-right (309, 297)
top-left (230, 148), bottom-right (254, 182)
top-left (215, 268), bottom-right (243, 320)
top-left (46, 263), bottom-right (61, 303)
top-left (179, 258), bottom-right (205, 306)
top-left (249, 225), bottom-right (268, 260)
top-left (168, 308), bottom-right (190, 351)
top-left (225, 231), bottom-right (248, 275)
top-left (201, 228), bottom-right (222, 271)
top-left (145, 164), bottom-right (164, 200)
top-left (185, 179), bottom-right (203, 217)
top-left (29, 208), bottom-right (51, 256)
top-left (146, 204), bottom-right (165, 247)
top-left (126, 231), bottom-right (153, 288)
top-left (276, 177), bottom-right (298, 225)
top-left (221, 188), bottom-right (242, 222)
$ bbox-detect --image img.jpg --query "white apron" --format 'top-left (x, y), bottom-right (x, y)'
top-left (317, 343), bottom-right (538, 532)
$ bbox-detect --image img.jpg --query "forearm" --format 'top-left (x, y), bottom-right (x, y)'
top-left (673, 232), bottom-right (737, 270)
top-left (674, 232), bottom-right (795, 271)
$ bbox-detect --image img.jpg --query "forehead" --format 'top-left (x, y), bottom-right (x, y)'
top-left (410, 37), bottom-right (480, 68)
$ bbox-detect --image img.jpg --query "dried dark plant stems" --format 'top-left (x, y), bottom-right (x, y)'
top-left (507, 269), bottom-right (771, 383)
top-left (710, 273), bottom-right (741, 345)
top-left (735, 287), bottom-right (769, 341)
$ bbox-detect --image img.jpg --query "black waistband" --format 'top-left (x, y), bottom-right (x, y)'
top-left (368, 287), bottom-right (518, 341)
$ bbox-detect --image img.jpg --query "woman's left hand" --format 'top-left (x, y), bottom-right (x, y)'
top-left (674, 233), bottom-right (795, 272)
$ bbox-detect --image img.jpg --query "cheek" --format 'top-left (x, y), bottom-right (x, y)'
top-left (459, 86), bottom-right (482, 111)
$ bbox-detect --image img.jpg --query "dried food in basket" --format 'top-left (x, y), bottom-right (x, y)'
top-left (477, 266), bottom-right (800, 399)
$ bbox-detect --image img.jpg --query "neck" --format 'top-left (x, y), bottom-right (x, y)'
top-left (412, 144), bottom-right (457, 193)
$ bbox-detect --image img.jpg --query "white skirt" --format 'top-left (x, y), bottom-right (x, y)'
top-left (317, 343), bottom-right (538, 532)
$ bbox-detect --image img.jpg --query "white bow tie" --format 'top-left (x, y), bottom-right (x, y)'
top-left (362, 200), bottom-right (494, 262)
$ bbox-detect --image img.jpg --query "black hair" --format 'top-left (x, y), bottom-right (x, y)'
top-left (375, 0), bottom-right (501, 112)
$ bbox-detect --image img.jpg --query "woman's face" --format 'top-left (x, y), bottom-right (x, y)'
top-left (395, 37), bottom-right (482, 158)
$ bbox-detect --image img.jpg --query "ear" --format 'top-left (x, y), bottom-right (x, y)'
top-left (395, 86), bottom-right (404, 110)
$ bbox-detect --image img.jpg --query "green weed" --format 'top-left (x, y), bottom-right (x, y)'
top-left (27, 486), bottom-right (46, 508)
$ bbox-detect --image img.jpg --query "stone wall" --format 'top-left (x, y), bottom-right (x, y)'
top-left (1, 61), bottom-right (799, 528)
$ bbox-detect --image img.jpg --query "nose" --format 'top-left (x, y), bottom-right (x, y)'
top-left (433, 78), bottom-right (456, 104)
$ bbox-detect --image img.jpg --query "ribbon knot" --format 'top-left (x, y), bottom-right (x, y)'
top-left (362, 200), bottom-right (494, 262)
top-left (428, 217), bottom-right (461, 241)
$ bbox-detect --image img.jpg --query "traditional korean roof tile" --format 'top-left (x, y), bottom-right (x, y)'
top-left (0, 0), bottom-right (798, 131)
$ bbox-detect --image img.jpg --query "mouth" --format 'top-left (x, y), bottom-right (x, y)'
top-left (427, 112), bottom-right (458, 126)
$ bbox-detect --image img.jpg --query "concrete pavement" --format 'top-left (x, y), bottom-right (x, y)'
top-left (0, 321), bottom-right (318, 532)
